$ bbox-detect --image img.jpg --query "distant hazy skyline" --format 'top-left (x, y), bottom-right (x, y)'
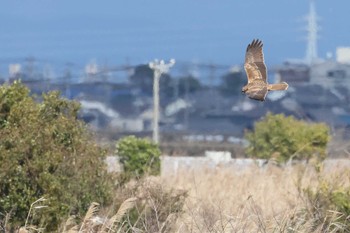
top-left (1, 1), bottom-right (350, 67)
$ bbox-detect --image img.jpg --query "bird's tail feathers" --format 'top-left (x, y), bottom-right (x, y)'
top-left (267, 82), bottom-right (288, 91)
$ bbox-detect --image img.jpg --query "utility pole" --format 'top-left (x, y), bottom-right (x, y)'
top-left (149, 59), bottom-right (176, 144)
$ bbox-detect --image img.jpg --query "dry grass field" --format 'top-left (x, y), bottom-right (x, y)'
top-left (163, 164), bottom-right (346, 232)
top-left (41, 163), bottom-right (349, 233)
top-left (8, 161), bottom-right (350, 232)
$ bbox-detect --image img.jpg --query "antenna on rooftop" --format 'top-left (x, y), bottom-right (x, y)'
top-left (305, 0), bottom-right (320, 65)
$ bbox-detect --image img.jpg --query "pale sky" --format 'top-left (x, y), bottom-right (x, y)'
top-left (1, 1), bottom-right (350, 66)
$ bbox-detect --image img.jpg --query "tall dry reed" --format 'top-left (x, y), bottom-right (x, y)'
top-left (162, 163), bottom-right (350, 232)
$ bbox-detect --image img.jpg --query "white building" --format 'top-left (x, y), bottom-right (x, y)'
top-left (336, 47), bottom-right (350, 64)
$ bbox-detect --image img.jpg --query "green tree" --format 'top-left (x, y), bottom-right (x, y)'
top-left (244, 113), bottom-right (330, 164)
top-left (177, 75), bottom-right (201, 96)
top-left (219, 69), bottom-right (246, 96)
top-left (116, 136), bottom-right (161, 181)
top-left (0, 81), bottom-right (113, 231)
top-left (129, 64), bottom-right (172, 96)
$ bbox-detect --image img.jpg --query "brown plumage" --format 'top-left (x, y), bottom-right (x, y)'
top-left (242, 39), bottom-right (288, 101)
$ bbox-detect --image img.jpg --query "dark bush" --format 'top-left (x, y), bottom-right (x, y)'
top-left (0, 81), bottom-right (114, 231)
top-left (301, 170), bottom-right (350, 231)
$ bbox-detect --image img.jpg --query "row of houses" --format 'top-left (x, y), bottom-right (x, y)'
top-left (2, 57), bottom-right (350, 142)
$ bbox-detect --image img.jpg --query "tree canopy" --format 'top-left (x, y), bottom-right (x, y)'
top-left (219, 70), bottom-right (246, 96)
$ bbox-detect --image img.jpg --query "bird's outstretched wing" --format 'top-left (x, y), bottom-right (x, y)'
top-left (244, 39), bottom-right (267, 83)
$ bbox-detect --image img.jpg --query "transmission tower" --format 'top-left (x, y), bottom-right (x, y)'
top-left (305, 0), bottom-right (319, 65)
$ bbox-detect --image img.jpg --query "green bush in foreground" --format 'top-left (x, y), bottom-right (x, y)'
top-left (301, 168), bottom-right (350, 231)
top-left (116, 136), bottom-right (161, 182)
top-left (244, 113), bottom-right (330, 164)
top-left (0, 81), bottom-right (113, 231)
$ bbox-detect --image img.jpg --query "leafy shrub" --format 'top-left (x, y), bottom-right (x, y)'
top-left (116, 136), bottom-right (161, 182)
top-left (244, 113), bottom-right (330, 164)
top-left (0, 81), bottom-right (114, 231)
top-left (302, 171), bottom-right (350, 231)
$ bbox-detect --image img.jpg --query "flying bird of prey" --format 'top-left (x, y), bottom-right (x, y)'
top-left (242, 39), bottom-right (288, 101)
